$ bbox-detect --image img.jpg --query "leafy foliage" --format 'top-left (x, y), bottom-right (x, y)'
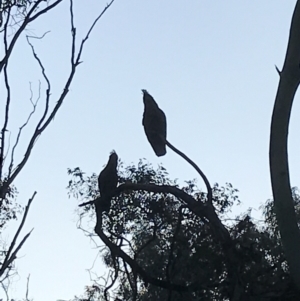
top-left (67, 160), bottom-right (299, 301)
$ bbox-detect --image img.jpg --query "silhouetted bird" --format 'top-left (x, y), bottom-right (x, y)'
top-left (97, 151), bottom-right (118, 213)
top-left (142, 90), bottom-right (167, 156)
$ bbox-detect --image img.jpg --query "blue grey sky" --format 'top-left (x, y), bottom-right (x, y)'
top-left (2, 1), bottom-right (299, 300)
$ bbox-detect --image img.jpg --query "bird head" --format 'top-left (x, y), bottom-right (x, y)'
top-left (109, 150), bottom-right (118, 165)
top-left (142, 89), bottom-right (158, 108)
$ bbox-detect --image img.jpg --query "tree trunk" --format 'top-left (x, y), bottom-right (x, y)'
top-left (269, 0), bottom-right (300, 289)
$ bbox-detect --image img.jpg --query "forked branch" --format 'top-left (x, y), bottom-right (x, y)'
top-left (2, 0), bottom-right (116, 194)
top-left (0, 191), bottom-right (36, 277)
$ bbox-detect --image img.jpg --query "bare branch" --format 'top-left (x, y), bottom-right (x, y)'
top-left (0, 191), bottom-right (36, 277)
top-left (269, 0), bottom-right (300, 288)
top-left (8, 82), bottom-right (40, 178)
top-left (0, 8), bottom-right (12, 180)
top-left (4, 0), bottom-right (115, 190)
top-left (0, 55), bottom-right (11, 181)
top-left (0, 279), bottom-right (9, 301)
top-left (70, 0), bottom-right (76, 65)
top-left (26, 30), bottom-right (51, 40)
top-left (27, 0), bottom-right (63, 23)
top-left (0, 0), bottom-right (55, 73)
top-left (26, 35), bottom-right (51, 129)
top-left (74, 0), bottom-right (115, 65)
top-left (25, 274), bottom-right (30, 301)
top-left (0, 1), bottom-right (64, 65)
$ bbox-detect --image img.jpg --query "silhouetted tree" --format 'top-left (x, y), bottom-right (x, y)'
top-left (269, 0), bottom-right (300, 288)
top-left (65, 1), bottom-right (300, 300)
top-left (67, 160), bottom-right (299, 301)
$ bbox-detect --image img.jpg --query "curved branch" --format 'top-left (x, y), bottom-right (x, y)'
top-left (269, 0), bottom-right (300, 288)
top-left (117, 183), bottom-right (230, 244)
top-left (166, 139), bottom-right (212, 204)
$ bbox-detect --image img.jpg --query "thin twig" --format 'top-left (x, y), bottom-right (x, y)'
top-left (74, 0), bottom-right (115, 65)
top-left (25, 274), bottom-right (30, 301)
top-left (26, 35), bottom-right (51, 129)
top-left (8, 82), bottom-right (40, 178)
top-left (0, 280), bottom-right (9, 301)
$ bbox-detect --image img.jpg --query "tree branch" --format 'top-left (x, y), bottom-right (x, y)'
top-left (117, 183), bottom-right (230, 244)
top-left (3, 0), bottom-right (115, 191)
top-left (0, 0), bottom-right (62, 74)
top-left (8, 82), bottom-right (40, 178)
top-left (0, 8), bottom-right (12, 181)
top-left (0, 191), bottom-right (36, 277)
top-left (166, 139), bottom-right (212, 204)
top-left (269, 0), bottom-right (300, 289)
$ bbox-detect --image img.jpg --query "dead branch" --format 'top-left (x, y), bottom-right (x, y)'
top-left (269, 0), bottom-right (300, 288)
top-left (2, 0), bottom-right (116, 195)
top-left (25, 33), bottom-right (51, 134)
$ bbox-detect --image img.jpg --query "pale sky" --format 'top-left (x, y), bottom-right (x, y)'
top-left (1, 1), bottom-right (299, 300)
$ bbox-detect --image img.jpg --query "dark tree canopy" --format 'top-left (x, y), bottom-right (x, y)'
top-left (67, 160), bottom-right (299, 301)
top-left (142, 90), bottom-right (167, 157)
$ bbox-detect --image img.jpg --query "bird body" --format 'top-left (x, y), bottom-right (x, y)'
top-left (142, 90), bottom-right (167, 156)
top-left (97, 151), bottom-right (118, 212)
